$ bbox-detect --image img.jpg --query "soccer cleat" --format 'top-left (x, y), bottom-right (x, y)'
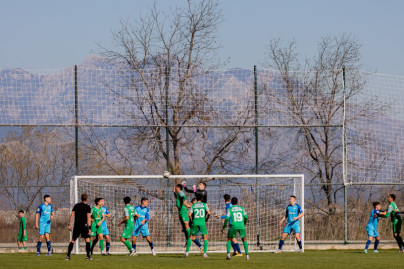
top-left (226, 253), bottom-right (231, 260)
top-left (46, 252), bottom-right (51, 256)
top-left (373, 250), bottom-right (379, 253)
top-left (66, 256), bottom-right (70, 261)
top-left (299, 249), bottom-right (304, 253)
top-left (106, 252), bottom-right (111, 255)
top-left (185, 252), bottom-right (189, 258)
top-left (152, 249), bottom-right (156, 256)
top-left (200, 247), bottom-right (203, 254)
top-left (399, 249), bottom-right (403, 253)
top-left (275, 250), bottom-right (282, 254)
top-left (86, 256), bottom-right (94, 260)
top-left (203, 253), bottom-right (208, 258)
top-left (235, 252), bottom-right (243, 257)
top-left (101, 251), bottom-right (108, 256)
top-left (363, 249), bottom-right (368, 253)
top-left (246, 255), bottom-right (250, 260)
top-left (36, 252), bottom-right (40, 256)
top-left (130, 249), bottom-right (137, 256)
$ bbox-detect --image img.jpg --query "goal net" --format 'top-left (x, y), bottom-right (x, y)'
top-left (70, 174), bottom-right (304, 254)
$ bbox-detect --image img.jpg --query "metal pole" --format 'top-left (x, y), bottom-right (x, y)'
top-left (165, 65), bottom-right (171, 246)
top-left (74, 65), bottom-right (79, 175)
top-left (342, 67), bottom-right (348, 244)
top-left (254, 65), bottom-right (260, 248)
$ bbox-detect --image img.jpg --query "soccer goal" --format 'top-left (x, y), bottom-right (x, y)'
top-left (70, 174), bottom-right (304, 254)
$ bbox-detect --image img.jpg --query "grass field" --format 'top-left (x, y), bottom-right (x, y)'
top-left (0, 250), bottom-right (402, 269)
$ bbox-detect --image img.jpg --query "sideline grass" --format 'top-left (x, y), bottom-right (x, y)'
top-left (0, 250), bottom-right (401, 269)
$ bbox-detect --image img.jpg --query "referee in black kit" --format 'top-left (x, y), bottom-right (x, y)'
top-left (66, 193), bottom-right (92, 260)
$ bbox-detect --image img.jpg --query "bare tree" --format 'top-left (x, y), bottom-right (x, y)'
top-left (263, 34), bottom-right (388, 215)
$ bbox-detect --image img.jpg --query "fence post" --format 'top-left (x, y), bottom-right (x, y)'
top-left (165, 65), bottom-right (171, 246)
top-left (342, 66), bottom-right (348, 244)
top-left (254, 65), bottom-right (261, 248)
top-left (74, 65), bottom-right (79, 175)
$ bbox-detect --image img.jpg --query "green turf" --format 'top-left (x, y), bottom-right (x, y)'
top-left (0, 250), bottom-right (402, 269)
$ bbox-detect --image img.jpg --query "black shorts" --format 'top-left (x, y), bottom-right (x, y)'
top-left (72, 224), bottom-right (90, 240)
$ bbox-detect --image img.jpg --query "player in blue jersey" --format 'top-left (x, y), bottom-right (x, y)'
top-left (102, 204), bottom-right (112, 255)
top-left (215, 194), bottom-right (242, 256)
top-left (276, 195), bottom-right (304, 253)
top-left (35, 195), bottom-right (55, 256)
top-left (363, 202), bottom-right (382, 253)
top-left (132, 197), bottom-right (156, 256)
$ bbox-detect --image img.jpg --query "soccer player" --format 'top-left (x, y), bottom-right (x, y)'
top-left (189, 198), bottom-right (203, 253)
top-left (102, 203), bottom-right (112, 255)
top-left (277, 195), bottom-right (304, 253)
top-left (118, 196), bottom-right (136, 256)
top-left (173, 184), bottom-right (192, 246)
top-left (363, 201), bottom-right (382, 253)
top-left (379, 193), bottom-right (404, 252)
top-left (131, 197), bottom-right (156, 256)
top-left (17, 210), bottom-right (27, 250)
top-left (186, 194), bottom-right (210, 258)
top-left (35, 194), bottom-right (54, 256)
top-left (90, 198), bottom-right (106, 255)
top-left (66, 193), bottom-right (92, 260)
top-left (221, 197), bottom-right (249, 260)
top-left (215, 194), bottom-right (242, 256)
top-left (183, 181), bottom-right (208, 203)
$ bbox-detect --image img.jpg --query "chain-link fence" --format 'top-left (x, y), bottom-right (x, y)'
top-left (0, 63), bottom-right (403, 249)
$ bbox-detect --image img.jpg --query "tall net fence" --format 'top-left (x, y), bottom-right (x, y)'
top-left (0, 61), bottom-right (404, 249)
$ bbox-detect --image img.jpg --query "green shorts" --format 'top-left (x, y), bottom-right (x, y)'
top-left (91, 223), bottom-right (103, 237)
top-left (121, 225), bottom-right (134, 239)
top-left (393, 218), bottom-right (402, 235)
top-left (18, 231), bottom-right (27, 242)
top-left (179, 211), bottom-right (190, 223)
top-left (191, 224), bottom-right (207, 235)
top-left (228, 228), bottom-right (246, 239)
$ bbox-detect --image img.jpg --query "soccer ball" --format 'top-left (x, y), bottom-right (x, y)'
top-left (163, 171), bottom-right (170, 178)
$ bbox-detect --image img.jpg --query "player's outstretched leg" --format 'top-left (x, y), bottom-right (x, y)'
top-left (276, 233), bottom-right (288, 253)
top-left (145, 236), bottom-right (156, 256)
top-left (363, 236), bottom-right (372, 253)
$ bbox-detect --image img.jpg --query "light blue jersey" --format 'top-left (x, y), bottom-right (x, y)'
top-left (286, 204), bottom-right (303, 224)
top-left (101, 206), bottom-right (110, 228)
top-left (366, 209), bottom-right (380, 237)
top-left (36, 203), bottom-right (53, 224)
top-left (132, 205), bottom-right (150, 237)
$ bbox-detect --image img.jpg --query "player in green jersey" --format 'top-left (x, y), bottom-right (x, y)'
top-left (90, 198), bottom-right (106, 255)
top-left (222, 197), bottom-right (249, 260)
top-left (118, 196), bottom-right (136, 256)
top-left (173, 184), bottom-right (192, 246)
top-left (17, 210), bottom-right (27, 250)
top-left (186, 194), bottom-right (210, 258)
top-left (379, 194), bottom-right (404, 252)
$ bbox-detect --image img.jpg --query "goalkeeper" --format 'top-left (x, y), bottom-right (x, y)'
top-left (183, 181), bottom-right (208, 203)
top-left (379, 194), bottom-right (404, 252)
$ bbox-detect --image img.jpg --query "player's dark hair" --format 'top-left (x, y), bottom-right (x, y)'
top-left (223, 194), bottom-right (231, 202)
top-left (19, 210), bottom-right (24, 213)
top-left (176, 184), bottom-right (183, 190)
top-left (389, 194), bottom-right (396, 201)
top-left (44, 194), bottom-right (50, 200)
top-left (94, 197), bottom-right (103, 205)
top-left (231, 197), bottom-right (238, 205)
top-left (191, 198), bottom-right (197, 203)
top-left (373, 201), bottom-right (380, 208)
top-left (81, 193), bottom-right (88, 202)
top-left (123, 196), bottom-right (131, 204)
top-left (141, 197), bottom-right (148, 203)
top-left (199, 182), bottom-right (207, 188)
top-left (290, 195), bottom-right (296, 199)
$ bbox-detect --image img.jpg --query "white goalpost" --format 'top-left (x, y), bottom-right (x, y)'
top-left (70, 174), bottom-right (304, 254)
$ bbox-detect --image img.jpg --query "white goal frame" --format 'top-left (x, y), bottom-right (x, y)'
top-left (70, 174), bottom-right (304, 254)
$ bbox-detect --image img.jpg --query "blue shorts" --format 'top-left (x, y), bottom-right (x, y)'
top-left (102, 225), bottom-right (109, 236)
top-left (132, 225), bottom-right (150, 237)
top-left (39, 222), bottom-right (51, 235)
top-left (283, 222), bottom-right (300, 234)
top-left (366, 225), bottom-right (379, 238)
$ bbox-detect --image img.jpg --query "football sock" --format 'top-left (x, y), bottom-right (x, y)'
top-left (374, 239), bottom-right (379, 250)
top-left (243, 241), bottom-right (249, 255)
top-left (106, 242), bottom-right (110, 252)
top-left (297, 240), bottom-right (302, 250)
top-left (186, 238), bottom-right (192, 253)
top-left (67, 242), bottom-right (74, 257)
top-left (235, 243), bottom-right (242, 254)
top-left (37, 241), bottom-right (42, 253)
top-left (86, 242), bottom-right (91, 257)
top-left (91, 238), bottom-right (99, 252)
top-left (231, 241), bottom-right (237, 252)
top-left (186, 228), bottom-right (191, 238)
top-left (149, 242), bottom-right (154, 249)
top-left (46, 241), bottom-right (51, 252)
top-left (193, 239), bottom-right (202, 248)
top-left (203, 240), bottom-right (208, 254)
top-left (365, 239), bottom-right (371, 250)
top-left (278, 240), bottom-right (284, 250)
top-left (132, 244), bottom-right (137, 251)
top-left (124, 240), bottom-right (132, 251)
top-left (226, 241), bottom-right (231, 253)
top-left (99, 239), bottom-right (104, 252)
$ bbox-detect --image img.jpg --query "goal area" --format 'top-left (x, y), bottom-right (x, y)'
top-left (70, 174), bottom-right (304, 254)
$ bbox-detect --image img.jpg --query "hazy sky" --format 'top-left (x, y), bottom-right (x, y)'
top-left (1, 0), bottom-right (403, 74)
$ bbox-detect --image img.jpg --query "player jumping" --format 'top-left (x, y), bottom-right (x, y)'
top-left (222, 197), bottom-right (249, 260)
top-left (132, 197), bottom-right (156, 256)
top-left (118, 196), bottom-right (136, 256)
top-left (173, 184), bottom-right (192, 247)
top-left (363, 201), bottom-right (382, 253)
top-left (379, 193), bottom-right (404, 252)
top-left (187, 194), bottom-right (210, 258)
top-left (276, 195), bottom-right (304, 253)
top-left (17, 210), bottom-right (27, 250)
top-left (35, 195), bottom-right (54, 256)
